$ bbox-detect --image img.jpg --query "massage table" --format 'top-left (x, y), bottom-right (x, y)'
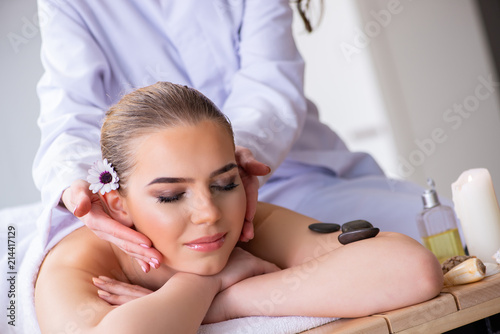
top-left (2, 202), bottom-right (500, 333)
top-left (303, 272), bottom-right (500, 333)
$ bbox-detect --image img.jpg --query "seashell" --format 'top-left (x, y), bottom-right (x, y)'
top-left (442, 255), bottom-right (476, 275)
top-left (443, 257), bottom-right (486, 286)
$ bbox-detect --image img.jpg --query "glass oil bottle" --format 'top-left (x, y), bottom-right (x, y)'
top-left (417, 179), bottom-right (465, 263)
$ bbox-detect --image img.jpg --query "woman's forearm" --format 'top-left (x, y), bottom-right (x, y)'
top-left (219, 233), bottom-right (443, 319)
top-left (94, 273), bottom-right (219, 334)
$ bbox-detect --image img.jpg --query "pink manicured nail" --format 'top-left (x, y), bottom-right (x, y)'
top-left (92, 277), bottom-right (105, 285)
top-left (151, 257), bottom-right (159, 265)
top-left (73, 205), bottom-right (79, 216)
top-left (141, 265), bottom-right (148, 273)
top-left (149, 261), bottom-right (157, 269)
top-left (98, 276), bottom-right (113, 282)
top-left (140, 244), bottom-right (150, 249)
top-left (97, 290), bottom-right (111, 297)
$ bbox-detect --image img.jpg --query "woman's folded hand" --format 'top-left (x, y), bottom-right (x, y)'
top-left (204, 248), bottom-right (280, 323)
top-left (92, 276), bottom-right (153, 305)
top-left (92, 247), bottom-right (279, 311)
top-left (213, 247), bottom-right (280, 291)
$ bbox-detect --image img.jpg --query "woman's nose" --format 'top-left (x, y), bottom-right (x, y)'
top-left (190, 193), bottom-right (222, 225)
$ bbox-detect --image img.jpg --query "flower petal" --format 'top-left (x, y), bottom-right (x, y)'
top-left (87, 159), bottom-right (120, 194)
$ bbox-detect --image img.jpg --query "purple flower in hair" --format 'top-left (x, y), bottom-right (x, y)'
top-left (87, 159), bottom-right (119, 195)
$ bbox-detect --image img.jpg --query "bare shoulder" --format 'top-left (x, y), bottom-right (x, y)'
top-left (245, 202), bottom-right (335, 268)
top-left (248, 203), bottom-right (411, 269)
top-left (253, 202), bottom-right (317, 227)
top-left (44, 227), bottom-right (113, 264)
top-left (35, 227), bottom-right (122, 333)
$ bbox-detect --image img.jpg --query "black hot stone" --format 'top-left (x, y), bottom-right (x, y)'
top-left (341, 220), bottom-right (373, 233)
top-left (308, 223), bottom-right (340, 233)
top-left (338, 227), bottom-right (380, 245)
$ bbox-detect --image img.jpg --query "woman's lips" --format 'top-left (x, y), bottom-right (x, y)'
top-left (184, 233), bottom-right (226, 252)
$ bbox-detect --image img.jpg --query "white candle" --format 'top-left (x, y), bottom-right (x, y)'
top-left (451, 168), bottom-right (500, 263)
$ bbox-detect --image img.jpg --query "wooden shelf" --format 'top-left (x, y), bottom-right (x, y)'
top-left (303, 316), bottom-right (389, 334)
top-left (302, 273), bottom-right (500, 333)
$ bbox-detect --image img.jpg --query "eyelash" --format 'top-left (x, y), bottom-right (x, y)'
top-left (156, 183), bottom-right (239, 204)
top-left (157, 193), bottom-right (184, 204)
top-left (211, 182), bottom-right (239, 192)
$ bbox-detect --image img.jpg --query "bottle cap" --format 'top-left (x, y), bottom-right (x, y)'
top-left (422, 178), bottom-right (441, 209)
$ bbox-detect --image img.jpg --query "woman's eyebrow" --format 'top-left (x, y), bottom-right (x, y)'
top-left (210, 163), bottom-right (237, 178)
top-left (147, 163), bottom-right (237, 186)
top-left (147, 177), bottom-right (193, 186)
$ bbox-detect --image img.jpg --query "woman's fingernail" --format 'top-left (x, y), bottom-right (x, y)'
top-left (92, 277), bottom-right (105, 285)
top-left (151, 257), bottom-right (159, 265)
top-left (140, 244), bottom-right (150, 249)
top-left (73, 205), bottom-right (79, 216)
top-left (98, 276), bottom-right (113, 282)
top-left (141, 265), bottom-right (148, 273)
top-left (149, 261), bottom-right (158, 269)
top-left (97, 290), bottom-right (111, 297)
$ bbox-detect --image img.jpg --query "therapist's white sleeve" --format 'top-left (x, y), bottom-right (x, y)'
top-left (33, 0), bottom-right (108, 206)
top-left (222, 0), bottom-right (308, 180)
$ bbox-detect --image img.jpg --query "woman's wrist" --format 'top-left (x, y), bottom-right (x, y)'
top-left (214, 282), bottom-right (246, 319)
top-left (171, 272), bottom-right (221, 294)
top-left (204, 285), bottom-right (239, 323)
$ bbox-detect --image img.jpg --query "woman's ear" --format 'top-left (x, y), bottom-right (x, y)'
top-left (101, 190), bottom-right (134, 227)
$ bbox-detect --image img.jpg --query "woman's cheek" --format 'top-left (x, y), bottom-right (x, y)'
top-left (133, 206), bottom-right (181, 240)
top-left (232, 188), bottom-right (247, 224)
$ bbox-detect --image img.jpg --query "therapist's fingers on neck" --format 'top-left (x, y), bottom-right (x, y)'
top-left (239, 220), bottom-right (255, 242)
top-left (235, 146), bottom-right (256, 165)
top-left (235, 146), bottom-right (270, 175)
top-left (94, 224), bottom-right (163, 267)
top-left (73, 194), bottom-right (92, 217)
top-left (67, 179), bottom-right (92, 217)
top-left (91, 231), bottom-right (160, 270)
top-left (247, 160), bottom-right (271, 176)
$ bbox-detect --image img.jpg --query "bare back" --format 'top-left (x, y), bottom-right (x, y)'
top-left (35, 227), bottom-right (126, 332)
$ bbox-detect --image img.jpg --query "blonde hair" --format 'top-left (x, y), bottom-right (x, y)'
top-left (100, 82), bottom-right (234, 194)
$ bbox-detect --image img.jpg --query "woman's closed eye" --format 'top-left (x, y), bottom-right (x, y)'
top-left (157, 192), bottom-right (185, 203)
top-left (210, 182), bottom-right (239, 192)
top-left (156, 180), bottom-right (239, 204)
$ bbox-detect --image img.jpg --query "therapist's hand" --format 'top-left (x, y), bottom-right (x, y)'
top-left (235, 146), bottom-right (271, 242)
top-left (61, 179), bottom-right (163, 273)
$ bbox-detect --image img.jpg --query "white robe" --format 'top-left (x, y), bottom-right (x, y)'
top-left (20, 1), bottom-right (436, 332)
top-left (33, 0), bottom-right (383, 211)
top-left (31, 0), bottom-right (430, 267)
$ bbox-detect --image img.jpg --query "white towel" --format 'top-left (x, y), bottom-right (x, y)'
top-left (198, 316), bottom-right (338, 334)
top-left (1, 202), bottom-right (42, 334)
top-left (1, 201), bottom-right (83, 334)
top-left (0, 203), bottom-right (338, 333)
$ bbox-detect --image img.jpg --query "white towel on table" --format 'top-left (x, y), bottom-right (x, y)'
top-left (1, 202), bottom-right (44, 334)
top-left (198, 316), bottom-right (338, 334)
top-left (1, 201), bottom-right (83, 334)
top-left (0, 203), bottom-right (338, 333)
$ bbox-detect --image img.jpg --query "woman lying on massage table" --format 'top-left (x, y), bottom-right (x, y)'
top-left (35, 82), bottom-right (443, 334)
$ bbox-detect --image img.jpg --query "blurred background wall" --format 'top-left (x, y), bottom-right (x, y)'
top-left (1, 0), bottom-right (500, 209)
top-left (0, 0), bottom-right (43, 208)
top-left (295, 0), bottom-right (500, 201)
